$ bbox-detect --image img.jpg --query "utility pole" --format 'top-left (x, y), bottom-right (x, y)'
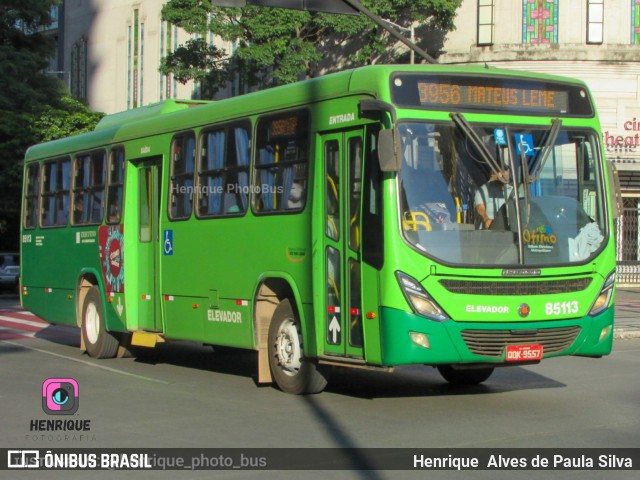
top-left (380, 18), bottom-right (415, 64)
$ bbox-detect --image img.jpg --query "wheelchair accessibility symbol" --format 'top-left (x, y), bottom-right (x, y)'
top-left (163, 230), bottom-right (173, 255)
top-left (515, 134), bottom-right (535, 157)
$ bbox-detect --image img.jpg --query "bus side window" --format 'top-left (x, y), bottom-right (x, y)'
top-left (199, 129), bottom-right (226, 216)
top-left (41, 157), bottom-right (71, 227)
top-left (197, 123), bottom-right (250, 217)
top-left (170, 133), bottom-right (195, 220)
top-left (23, 163), bottom-right (40, 230)
top-left (106, 148), bottom-right (125, 224)
top-left (72, 151), bottom-right (106, 225)
top-left (253, 110), bottom-right (309, 214)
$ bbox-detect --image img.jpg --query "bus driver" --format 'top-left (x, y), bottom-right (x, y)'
top-left (474, 167), bottom-right (513, 230)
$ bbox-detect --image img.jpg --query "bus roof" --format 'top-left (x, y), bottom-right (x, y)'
top-left (24, 64), bottom-right (591, 162)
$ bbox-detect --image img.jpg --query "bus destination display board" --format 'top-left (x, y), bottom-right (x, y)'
top-left (417, 81), bottom-right (567, 112)
top-left (392, 74), bottom-right (594, 116)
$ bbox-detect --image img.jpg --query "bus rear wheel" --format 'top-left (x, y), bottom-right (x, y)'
top-left (81, 286), bottom-right (119, 359)
top-left (268, 299), bottom-right (329, 394)
top-left (437, 365), bottom-right (494, 386)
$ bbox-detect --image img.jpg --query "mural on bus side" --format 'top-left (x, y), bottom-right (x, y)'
top-left (99, 225), bottom-right (124, 293)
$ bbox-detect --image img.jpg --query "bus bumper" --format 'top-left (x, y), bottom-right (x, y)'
top-left (378, 306), bottom-right (614, 366)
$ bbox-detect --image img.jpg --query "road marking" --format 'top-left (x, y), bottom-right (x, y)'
top-left (0, 315), bottom-right (49, 329)
top-left (0, 310), bottom-right (171, 385)
top-left (0, 309), bottom-right (168, 385)
top-left (0, 338), bottom-right (170, 385)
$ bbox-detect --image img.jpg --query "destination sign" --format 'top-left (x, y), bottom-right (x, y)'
top-left (392, 74), bottom-right (594, 116)
top-left (270, 116), bottom-right (299, 138)
top-left (417, 82), bottom-right (567, 112)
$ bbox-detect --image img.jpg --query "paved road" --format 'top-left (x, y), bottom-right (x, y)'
top-left (1, 294), bottom-right (639, 480)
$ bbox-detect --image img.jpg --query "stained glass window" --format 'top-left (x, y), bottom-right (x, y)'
top-left (632, 0), bottom-right (640, 44)
top-left (522, 0), bottom-right (558, 44)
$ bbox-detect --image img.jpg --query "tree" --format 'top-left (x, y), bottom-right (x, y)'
top-left (0, 0), bottom-right (103, 250)
top-left (160, 0), bottom-right (462, 93)
top-left (32, 94), bottom-right (104, 143)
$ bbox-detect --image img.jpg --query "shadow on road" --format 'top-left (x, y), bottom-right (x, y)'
top-left (132, 342), bottom-right (258, 381)
top-left (323, 364), bottom-right (565, 399)
top-left (127, 340), bottom-right (565, 399)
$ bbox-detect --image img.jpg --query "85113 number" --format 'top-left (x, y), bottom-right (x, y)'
top-left (545, 301), bottom-right (579, 316)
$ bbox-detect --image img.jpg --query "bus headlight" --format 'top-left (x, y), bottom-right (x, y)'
top-left (588, 270), bottom-right (615, 317)
top-left (396, 271), bottom-right (449, 322)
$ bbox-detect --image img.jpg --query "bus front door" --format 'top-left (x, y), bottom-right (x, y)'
top-left (321, 130), bottom-right (367, 359)
top-left (134, 157), bottom-right (162, 332)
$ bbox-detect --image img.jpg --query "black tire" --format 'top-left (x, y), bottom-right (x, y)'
top-left (437, 365), bottom-right (494, 386)
top-left (81, 286), bottom-right (119, 359)
top-left (268, 299), bottom-right (329, 394)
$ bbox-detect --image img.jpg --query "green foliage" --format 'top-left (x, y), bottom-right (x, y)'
top-left (33, 95), bottom-right (104, 143)
top-left (159, 38), bottom-right (230, 97)
top-left (0, 0), bottom-right (103, 249)
top-left (161, 0), bottom-right (462, 93)
top-left (0, 0), bottom-right (60, 111)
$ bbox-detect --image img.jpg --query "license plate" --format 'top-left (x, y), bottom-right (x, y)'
top-left (505, 344), bottom-right (544, 362)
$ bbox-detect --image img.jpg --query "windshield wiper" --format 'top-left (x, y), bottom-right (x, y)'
top-left (528, 119), bottom-right (562, 182)
top-left (503, 131), bottom-right (526, 263)
top-left (450, 113), bottom-right (509, 183)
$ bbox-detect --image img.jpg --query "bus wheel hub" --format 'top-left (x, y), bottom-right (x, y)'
top-left (275, 319), bottom-right (301, 375)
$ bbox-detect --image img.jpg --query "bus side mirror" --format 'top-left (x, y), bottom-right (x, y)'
top-left (606, 160), bottom-right (623, 219)
top-left (378, 128), bottom-right (401, 172)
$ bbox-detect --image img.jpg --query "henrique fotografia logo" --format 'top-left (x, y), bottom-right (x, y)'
top-left (42, 378), bottom-right (79, 415)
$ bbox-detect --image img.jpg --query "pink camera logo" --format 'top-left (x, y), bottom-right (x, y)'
top-left (42, 378), bottom-right (79, 415)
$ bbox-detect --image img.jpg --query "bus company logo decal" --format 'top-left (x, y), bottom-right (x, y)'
top-left (523, 225), bottom-right (557, 253)
top-left (75, 231), bottom-right (97, 244)
top-left (329, 112), bottom-right (355, 125)
top-left (465, 305), bottom-right (510, 314)
top-left (99, 225), bottom-right (124, 293)
top-left (286, 247), bottom-right (306, 263)
top-left (502, 268), bottom-right (541, 277)
top-left (518, 303), bottom-right (531, 318)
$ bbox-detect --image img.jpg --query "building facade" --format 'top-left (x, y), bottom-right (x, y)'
top-left (438, 0), bottom-right (640, 284)
top-left (54, 0), bottom-right (240, 114)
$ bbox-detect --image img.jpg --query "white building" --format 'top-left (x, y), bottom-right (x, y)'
top-left (438, 0), bottom-right (640, 283)
top-left (56, 0), bottom-right (240, 114)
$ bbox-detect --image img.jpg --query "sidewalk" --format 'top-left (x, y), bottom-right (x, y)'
top-left (614, 287), bottom-right (640, 339)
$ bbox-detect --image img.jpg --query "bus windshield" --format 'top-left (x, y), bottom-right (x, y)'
top-left (397, 121), bottom-right (607, 266)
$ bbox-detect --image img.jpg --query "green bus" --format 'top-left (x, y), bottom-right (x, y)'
top-left (20, 65), bottom-right (617, 394)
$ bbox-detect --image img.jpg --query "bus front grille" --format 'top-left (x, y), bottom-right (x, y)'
top-left (439, 278), bottom-right (592, 296)
top-left (460, 326), bottom-right (582, 357)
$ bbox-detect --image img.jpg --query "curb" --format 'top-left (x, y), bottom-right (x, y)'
top-left (613, 329), bottom-right (640, 340)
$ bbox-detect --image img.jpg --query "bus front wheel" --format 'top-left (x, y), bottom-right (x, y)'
top-left (268, 299), bottom-right (329, 394)
top-left (437, 365), bottom-right (494, 386)
top-left (81, 286), bottom-right (119, 359)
